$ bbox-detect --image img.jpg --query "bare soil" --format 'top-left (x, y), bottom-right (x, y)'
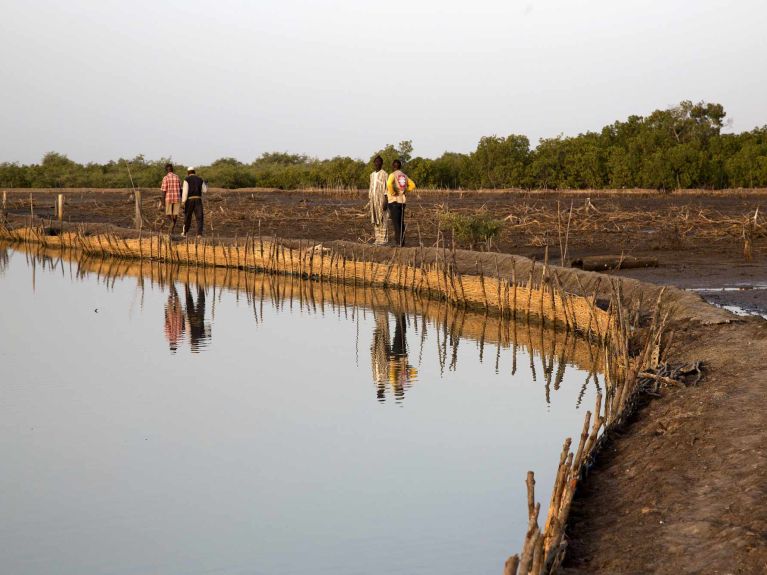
top-left (4, 187), bottom-right (767, 573)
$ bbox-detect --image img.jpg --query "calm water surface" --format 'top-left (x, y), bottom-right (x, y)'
top-left (0, 247), bottom-right (602, 575)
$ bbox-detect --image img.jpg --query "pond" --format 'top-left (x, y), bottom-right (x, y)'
top-left (0, 245), bottom-right (604, 575)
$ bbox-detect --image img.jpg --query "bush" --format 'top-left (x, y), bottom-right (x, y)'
top-left (439, 210), bottom-right (504, 251)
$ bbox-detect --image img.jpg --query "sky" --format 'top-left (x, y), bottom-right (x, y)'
top-left (1, 0), bottom-right (765, 165)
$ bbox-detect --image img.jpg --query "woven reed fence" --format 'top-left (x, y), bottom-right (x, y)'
top-left (1, 226), bottom-right (668, 574)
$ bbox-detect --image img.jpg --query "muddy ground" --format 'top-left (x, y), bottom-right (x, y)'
top-left (4, 187), bottom-right (767, 574)
top-left (562, 317), bottom-right (767, 575)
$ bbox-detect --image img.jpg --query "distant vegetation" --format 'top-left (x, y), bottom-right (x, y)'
top-left (2, 101), bottom-right (767, 190)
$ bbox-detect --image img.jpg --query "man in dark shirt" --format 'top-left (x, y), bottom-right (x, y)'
top-left (181, 166), bottom-right (207, 236)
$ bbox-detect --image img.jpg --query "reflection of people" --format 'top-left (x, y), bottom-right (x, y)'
top-left (184, 283), bottom-right (211, 352)
top-left (370, 311), bottom-right (417, 402)
top-left (369, 155), bottom-right (389, 246)
top-left (163, 284), bottom-right (185, 352)
top-left (386, 159), bottom-right (416, 247)
top-left (371, 311), bottom-right (391, 401)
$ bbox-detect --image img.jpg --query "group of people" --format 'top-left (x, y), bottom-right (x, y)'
top-left (160, 157), bottom-right (416, 247)
top-left (368, 157), bottom-right (416, 247)
top-left (160, 164), bottom-right (207, 236)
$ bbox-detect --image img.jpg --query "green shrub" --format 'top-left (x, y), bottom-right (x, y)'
top-left (439, 210), bottom-right (504, 251)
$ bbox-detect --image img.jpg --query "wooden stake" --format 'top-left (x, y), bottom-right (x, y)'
top-left (511, 259), bottom-right (518, 320)
top-left (134, 189), bottom-right (143, 230)
top-left (503, 556), bottom-right (519, 575)
top-left (57, 193), bottom-right (64, 223)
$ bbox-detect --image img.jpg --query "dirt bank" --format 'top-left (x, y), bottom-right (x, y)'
top-left (562, 317), bottom-right (767, 575)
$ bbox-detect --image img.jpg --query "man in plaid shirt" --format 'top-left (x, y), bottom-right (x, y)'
top-left (160, 163), bottom-right (182, 233)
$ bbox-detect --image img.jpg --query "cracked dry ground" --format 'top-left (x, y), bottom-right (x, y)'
top-left (561, 317), bottom-right (767, 575)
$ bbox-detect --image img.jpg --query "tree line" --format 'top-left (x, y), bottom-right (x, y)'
top-left (2, 100), bottom-right (766, 190)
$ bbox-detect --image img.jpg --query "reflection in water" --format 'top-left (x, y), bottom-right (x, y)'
top-left (4, 244), bottom-right (608, 408)
top-left (184, 283), bottom-right (211, 352)
top-left (164, 285), bottom-right (185, 352)
top-left (371, 312), bottom-right (417, 403)
top-left (163, 283), bottom-right (212, 353)
top-left (2, 243), bottom-right (610, 575)
top-left (0, 245), bottom-right (8, 275)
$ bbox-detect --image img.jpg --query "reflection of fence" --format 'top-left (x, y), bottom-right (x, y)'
top-left (15, 245), bottom-right (609, 382)
top-left (0, 244), bottom-right (8, 274)
top-left (1, 229), bottom-right (670, 575)
top-left (1, 226), bottom-right (613, 338)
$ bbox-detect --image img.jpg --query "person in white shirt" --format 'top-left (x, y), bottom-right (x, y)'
top-left (368, 155), bottom-right (389, 245)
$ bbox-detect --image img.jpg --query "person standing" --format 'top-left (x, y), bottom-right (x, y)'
top-left (160, 163), bottom-right (182, 233)
top-left (368, 155), bottom-right (389, 245)
top-left (181, 166), bottom-right (207, 237)
top-left (386, 159), bottom-right (415, 247)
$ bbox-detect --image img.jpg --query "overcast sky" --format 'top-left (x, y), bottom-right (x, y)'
top-left (1, 0), bottom-right (765, 165)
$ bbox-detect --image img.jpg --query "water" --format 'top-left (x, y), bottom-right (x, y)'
top-left (688, 285), bottom-right (767, 320)
top-left (0, 246), bottom-right (603, 575)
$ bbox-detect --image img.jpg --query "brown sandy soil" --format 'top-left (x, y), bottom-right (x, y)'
top-left (4, 187), bottom-right (767, 573)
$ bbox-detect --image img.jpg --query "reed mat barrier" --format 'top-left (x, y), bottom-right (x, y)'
top-left (1, 225), bottom-right (678, 574)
